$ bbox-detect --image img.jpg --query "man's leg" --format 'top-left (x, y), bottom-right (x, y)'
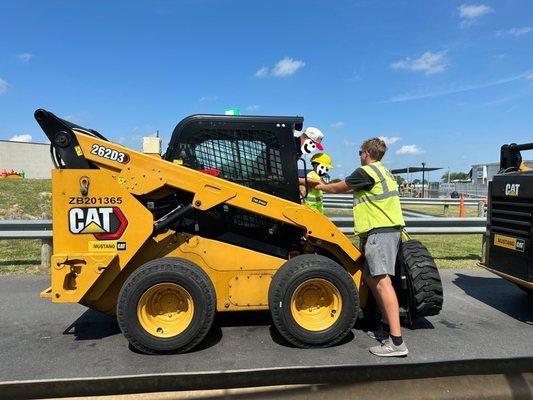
top-left (364, 274), bottom-right (400, 336)
top-left (362, 231), bottom-right (407, 356)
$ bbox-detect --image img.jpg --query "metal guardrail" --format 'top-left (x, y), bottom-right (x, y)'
top-left (0, 220), bottom-right (52, 239)
top-left (0, 215), bottom-right (486, 269)
top-left (324, 194), bottom-right (483, 206)
top-left (0, 217), bottom-right (487, 239)
top-left (331, 216), bottom-right (486, 235)
top-left (324, 195), bottom-right (487, 217)
top-left (0, 220), bottom-right (53, 268)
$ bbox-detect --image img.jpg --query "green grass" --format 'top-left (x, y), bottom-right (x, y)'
top-left (348, 234), bottom-right (482, 269)
top-left (411, 234), bottom-right (482, 269)
top-left (0, 239), bottom-right (43, 275)
top-left (0, 179), bottom-right (52, 274)
top-left (403, 204), bottom-right (481, 217)
top-left (0, 179), bottom-right (52, 220)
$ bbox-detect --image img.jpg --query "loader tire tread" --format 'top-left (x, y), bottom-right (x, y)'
top-left (403, 240), bottom-right (443, 319)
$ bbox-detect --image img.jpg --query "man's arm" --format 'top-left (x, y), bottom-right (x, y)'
top-left (315, 180), bottom-right (352, 193)
top-left (299, 177), bottom-right (321, 186)
top-left (316, 167), bottom-right (375, 194)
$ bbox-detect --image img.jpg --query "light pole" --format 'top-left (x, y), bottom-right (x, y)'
top-left (421, 162), bottom-right (426, 198)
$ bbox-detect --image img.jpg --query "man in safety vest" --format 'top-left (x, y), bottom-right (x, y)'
top-left (315, 138), bottom-right (407, 357)
top-left (305, 153), bottom-right (333, 213)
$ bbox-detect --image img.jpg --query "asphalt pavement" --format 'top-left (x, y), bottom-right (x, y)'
top-left (0, 268), bottom-right (532, 382)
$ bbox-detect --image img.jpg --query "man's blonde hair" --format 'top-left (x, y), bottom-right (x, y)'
top-left (361, 138), bottom-right (387, 161)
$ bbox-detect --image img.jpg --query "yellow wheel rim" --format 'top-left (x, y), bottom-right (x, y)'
top-left (290, 278), bottom-right (342, 332)
top-left (137, 283), bottom-right (194, 338)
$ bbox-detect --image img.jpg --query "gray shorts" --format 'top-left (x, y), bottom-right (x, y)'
top-left (362, 231), bottom-right (401, 277)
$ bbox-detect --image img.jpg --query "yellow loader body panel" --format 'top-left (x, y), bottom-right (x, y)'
top-left (46, 132), bottom-right (366, 315)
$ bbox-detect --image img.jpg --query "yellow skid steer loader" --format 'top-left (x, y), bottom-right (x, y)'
top-left (36, 109), bottom-right (442, 354)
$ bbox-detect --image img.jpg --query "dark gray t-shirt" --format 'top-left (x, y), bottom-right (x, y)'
top-left (345, 167), bottom-right (375, 191)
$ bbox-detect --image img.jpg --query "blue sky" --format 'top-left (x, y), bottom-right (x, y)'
top-left (1, 0), bottom-right (532, 180)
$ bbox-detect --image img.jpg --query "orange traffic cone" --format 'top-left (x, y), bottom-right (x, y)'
top-left (459, 194), bottom-right (465, 218)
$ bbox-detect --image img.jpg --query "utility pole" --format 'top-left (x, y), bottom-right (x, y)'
top-left (421, 162), bottom-right (426, 198)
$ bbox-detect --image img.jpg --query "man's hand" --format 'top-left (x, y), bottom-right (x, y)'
top-left (316, 180), bottom-right (352, 194)
top-left (299, 177), bottom-right (321, 187)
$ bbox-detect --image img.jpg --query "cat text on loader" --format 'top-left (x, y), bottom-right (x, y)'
top-left (36, 109), bottom-right (443, 354)
top-left (480, 142), bottom-right (533, 296)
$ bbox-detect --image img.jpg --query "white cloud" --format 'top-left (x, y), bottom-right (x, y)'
top-left (272, 57), bottom-right (305, 77)
top-left (330, 121), bottom-right (345, 129)
top-left (255, 58), bottom-right (305, 78)
top-left (391, 51), bottom-right (448, 75)
top-left (17, 53), bottom-right (33, 63)
top-left (246, 104), bottom-right (260, 111)
top-left (198, 95), bottom-right (218, 102)
top-left (0, 78), bottom-right (7, 94)
top-left (379, 136), bottom-right (401, 145)
top-left (395, 144), bottom-right (424, 155)
top-left (458, 4), bottom-right (493, 28)
top-left (63, 115), bottom-right (78, 122)
top-left (527, 72), bottom-right (533, 80)
top-left (336, 164), bottom-right (343, 168)
top-left (342, 139), bottom-right (357, 148)
top-left (386, 70), bottom-right (531, 102)
top-left (255, 67), bottom-right (269, 78)
top-left (496, 27), bottom-right (532, 37)
top-left (10, 134), bottom-right (32, 142)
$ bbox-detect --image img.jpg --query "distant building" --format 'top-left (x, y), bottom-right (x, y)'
top-left (470, 161), bottom-right (533, 185)
top-left (0, 140), bottom-right (53, 179)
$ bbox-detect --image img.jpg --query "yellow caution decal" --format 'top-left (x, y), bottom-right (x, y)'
top-left (494, 234), bottom-right (525, 252)
top-left (89, 240), bottom-right (117, 252)
top-left (88, 241), bottom-right (127, 252)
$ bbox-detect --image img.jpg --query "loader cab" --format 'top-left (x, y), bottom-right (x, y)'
top-left (164, 114), bottom-right (304, 203)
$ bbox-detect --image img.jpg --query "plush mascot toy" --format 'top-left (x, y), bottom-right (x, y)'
top-left (305, 153), bottom-right (333, 213)
top-left (299, 127), bottom-right (324, 155)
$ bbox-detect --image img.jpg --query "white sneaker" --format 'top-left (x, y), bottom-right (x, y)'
top-left (369, 338), bottom-right (408, 357)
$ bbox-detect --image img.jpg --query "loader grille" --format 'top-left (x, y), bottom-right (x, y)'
top-left (490, 197), bottom-right (533, 237)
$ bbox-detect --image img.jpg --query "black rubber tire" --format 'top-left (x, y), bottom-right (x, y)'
top-left (269, 254), bottom-right (359, 348)
top-left (403, 240), bottom-right (443, 325)
top-left (116, 257), bottom-right (216, 354)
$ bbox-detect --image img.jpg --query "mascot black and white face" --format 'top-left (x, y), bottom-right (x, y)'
top-left (316, 163), bottom-right (329, 177)
top-left (301, 138), bottom-right (318, 155)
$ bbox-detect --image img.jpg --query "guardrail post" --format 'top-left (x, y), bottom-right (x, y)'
top-left (41, 238), bottom-right (52, 269)
top-left (444, 204), bottom-right (449, 216)
top-left (478, 201), bottom-right (485, 217)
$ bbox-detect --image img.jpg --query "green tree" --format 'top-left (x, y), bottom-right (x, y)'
top-left (395, 175), bottom-right (405, 185)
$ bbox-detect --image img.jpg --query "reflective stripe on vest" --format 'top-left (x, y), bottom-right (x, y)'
top-left (353, 162), bottom-right (404, 235)
top-left (306, 170), bottom-right (323, 201)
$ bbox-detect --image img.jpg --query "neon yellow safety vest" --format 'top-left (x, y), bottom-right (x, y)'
top-left (305, 170), bottom-right (324, 213)
top-left (353, 161), bottom-right (404, 235)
